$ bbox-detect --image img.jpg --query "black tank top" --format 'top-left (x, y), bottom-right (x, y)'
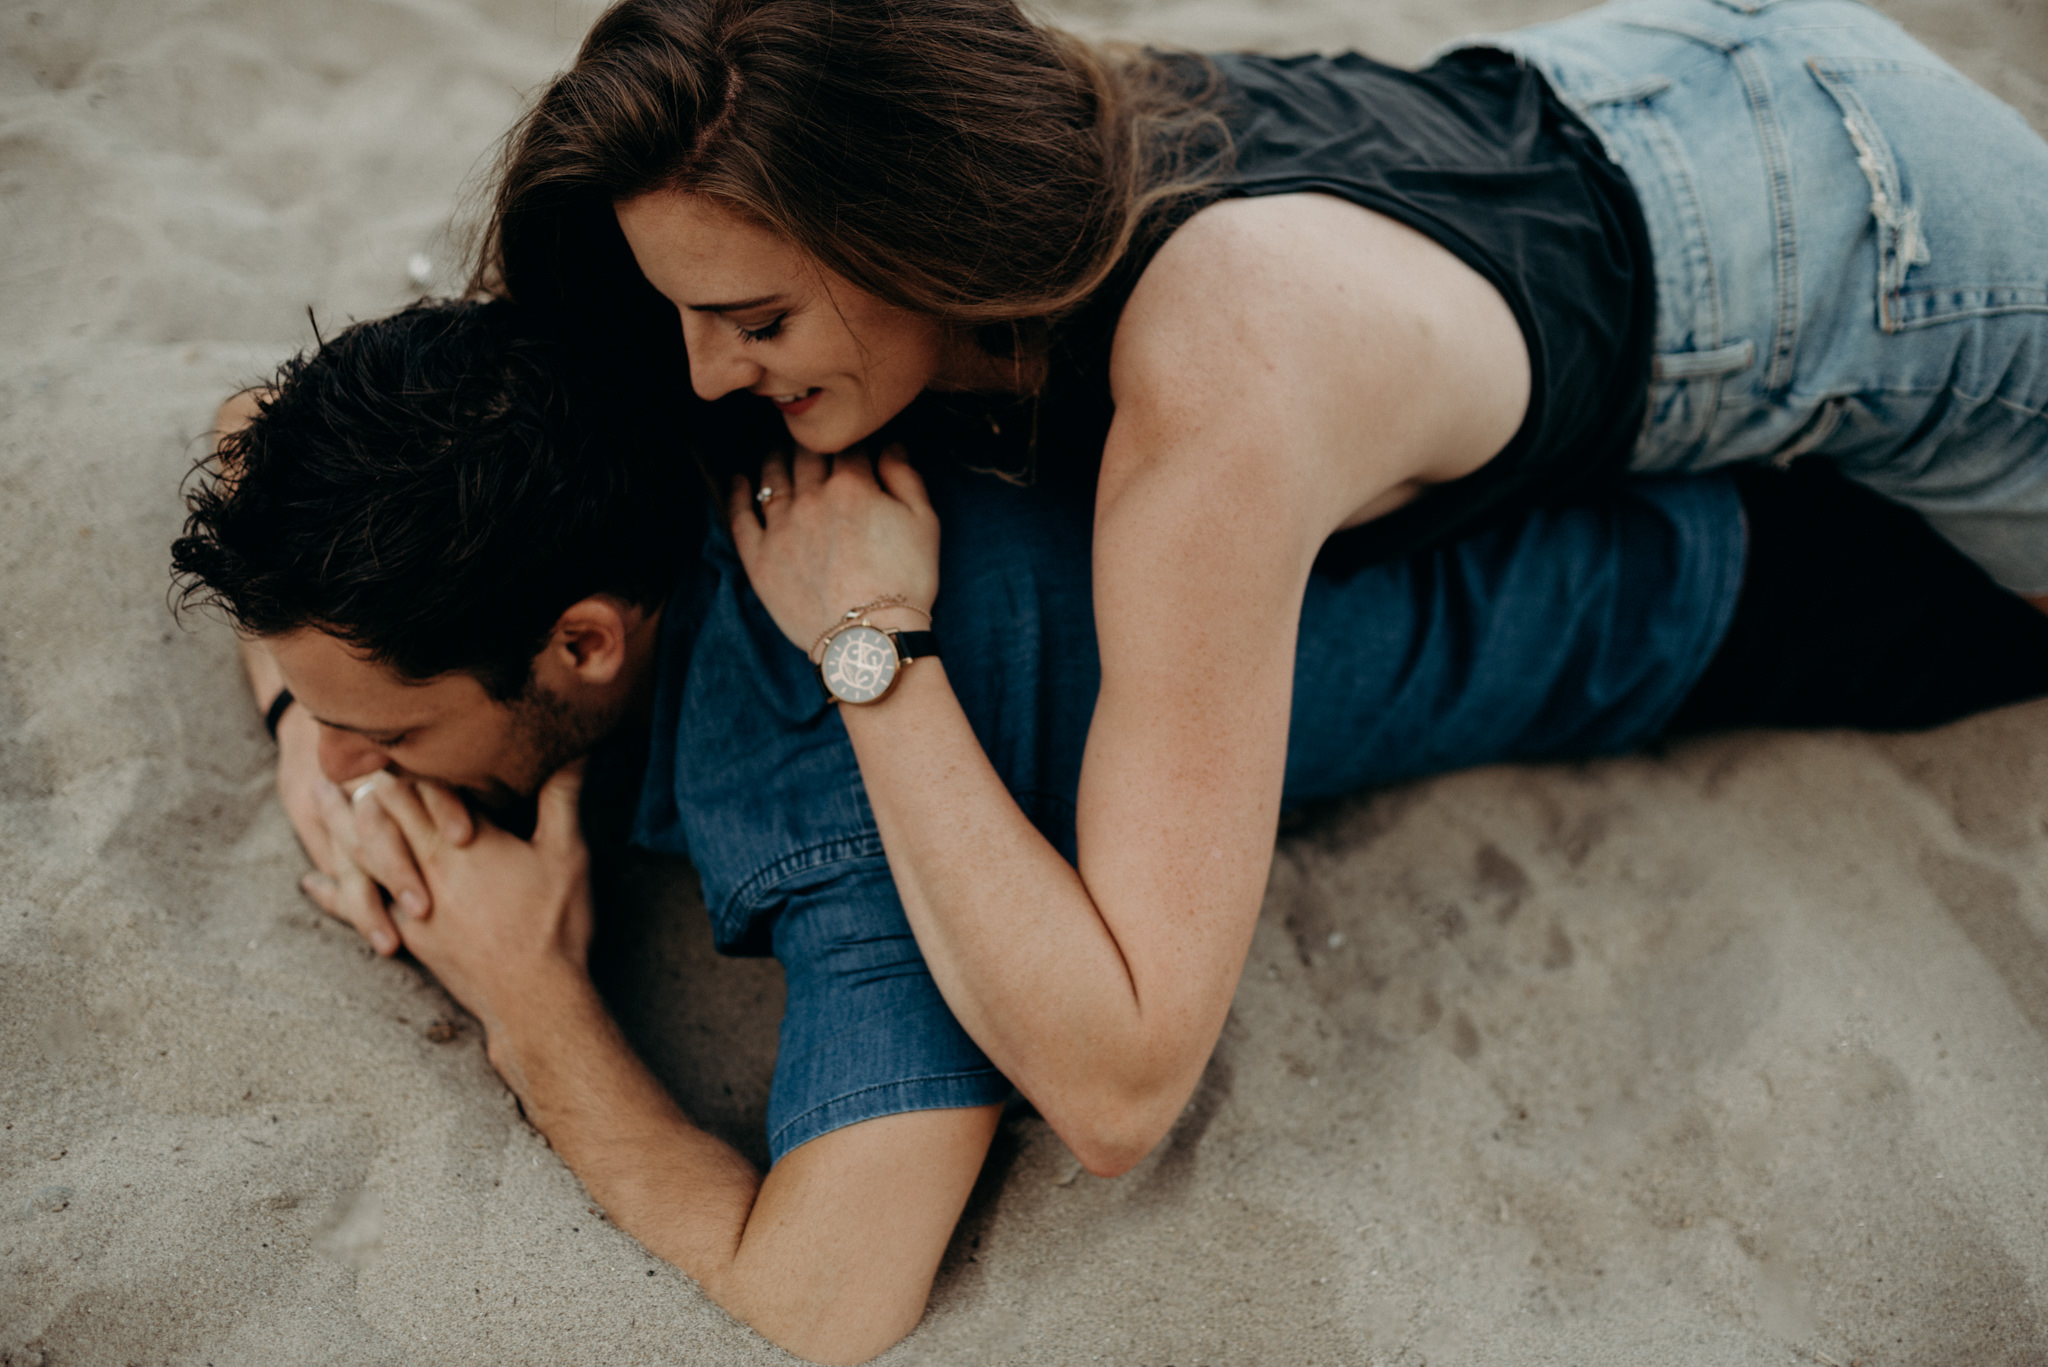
top-left (899, 46), bottom-right (1654, 572)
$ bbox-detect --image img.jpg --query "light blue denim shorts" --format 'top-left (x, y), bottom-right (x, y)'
top-left (1448, 0), bottom-right (2048, 593)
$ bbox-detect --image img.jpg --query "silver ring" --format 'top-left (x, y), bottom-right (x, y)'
top-left (755, 486), bottom-right (777, 506)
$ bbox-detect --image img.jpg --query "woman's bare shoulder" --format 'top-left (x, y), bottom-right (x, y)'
top-left (1107, 193), bottom-right (1532, 511)
top-left (1122, 192), bottom-right (1483, 323)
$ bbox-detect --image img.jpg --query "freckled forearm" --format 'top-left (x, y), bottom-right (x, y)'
top-left (836, 662), bottom-right (1162, 1108)
top-left (836, 504), bottom-right (1304, 1165)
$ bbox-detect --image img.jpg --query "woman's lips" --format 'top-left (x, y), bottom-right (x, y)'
top-left (769, 388), bottom-right (821, 417)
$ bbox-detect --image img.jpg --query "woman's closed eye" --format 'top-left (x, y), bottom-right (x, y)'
top-left (736, 313), bottom-right (787, 343)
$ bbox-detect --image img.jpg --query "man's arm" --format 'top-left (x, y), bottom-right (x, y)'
top-left (344, 768), bottom-right (997, 1365)
top-left (484, 972), bottom-right (997, 1362)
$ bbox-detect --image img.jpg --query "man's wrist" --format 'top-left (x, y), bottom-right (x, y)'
top-left (481, 968), bottom-right (613, 1106)
top-left (478, 957), bottom-right (602, 1036)
top-left (272, 695), bottom-right (320, 754)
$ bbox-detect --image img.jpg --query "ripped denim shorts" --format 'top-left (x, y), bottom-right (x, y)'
top-left (1449, 0), bottom-right (2048, 594)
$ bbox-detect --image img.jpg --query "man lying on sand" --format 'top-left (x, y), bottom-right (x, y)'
top-left (173, 299), bottom-right (2048, 1364)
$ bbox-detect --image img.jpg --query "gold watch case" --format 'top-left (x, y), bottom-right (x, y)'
top-left (816, 622), bottom-right (903, 705)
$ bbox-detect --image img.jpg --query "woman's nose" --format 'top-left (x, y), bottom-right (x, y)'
top-left (681, 317), bottom-right (761, 401)
top-left (317, 725), bottom-right (388, 789)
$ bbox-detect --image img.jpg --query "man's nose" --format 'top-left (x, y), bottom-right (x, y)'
top-left (681, 317), bottom-right (761, 401)
top-left (316, 726), bottom-right (388, 789)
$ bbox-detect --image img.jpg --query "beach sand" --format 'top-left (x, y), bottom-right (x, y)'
top-left (5, 0), bottom-right (2048, 1361)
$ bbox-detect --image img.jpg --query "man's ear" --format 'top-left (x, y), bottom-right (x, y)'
top-left (538, 597), bottom-right (637, 689)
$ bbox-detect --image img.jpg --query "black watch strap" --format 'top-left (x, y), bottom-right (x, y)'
top-left (263, 687), bottom-right (297, 741)
top-left (892, 630), bottom-right (939, 663)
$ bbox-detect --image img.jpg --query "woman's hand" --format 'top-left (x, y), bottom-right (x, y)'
top-left (728, 446), bottom-right (939, 652)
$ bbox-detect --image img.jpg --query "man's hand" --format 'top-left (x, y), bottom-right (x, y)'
top-left (277, 704), bottom-right (409, 959)
top-left (298, 778), bottom-right (414, 958)
top-left (331, 770), bottom-right (472, 930)
top-left (357, 763), bottom-right (594, 1054)
top-left (246, 631), bottom-right (451, 943)
top-left (275, 699), bottom-right (470, 950)
top-left (273, 701), bottom-right (344, 881)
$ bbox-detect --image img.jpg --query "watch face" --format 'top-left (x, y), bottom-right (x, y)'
top-left (820, 624), bottom-right (899, 704)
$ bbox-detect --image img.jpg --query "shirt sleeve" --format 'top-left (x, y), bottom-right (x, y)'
top-left (763, 852), bottom-right (1014, 1165)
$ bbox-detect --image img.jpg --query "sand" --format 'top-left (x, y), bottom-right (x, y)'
top-left (5, 0), bottom-right (2048, 1362)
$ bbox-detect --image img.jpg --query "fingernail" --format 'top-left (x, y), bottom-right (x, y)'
top-left (398, 891), bottom-right (427, 917)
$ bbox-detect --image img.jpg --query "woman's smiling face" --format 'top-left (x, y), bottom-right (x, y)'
top-left (616, 191), bottom-right (947, 453)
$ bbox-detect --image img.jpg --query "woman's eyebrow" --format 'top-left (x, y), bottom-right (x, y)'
top-left (686, 294), bottom-right (783, 314)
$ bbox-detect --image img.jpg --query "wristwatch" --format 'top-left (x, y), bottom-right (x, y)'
top-left (814, 619), bottom-right (940, 705)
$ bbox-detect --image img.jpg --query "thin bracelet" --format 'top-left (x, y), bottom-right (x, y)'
top-left (809, 596), bottom-right (933, 660)
top-left (263, 687), bottom-right (297, 742)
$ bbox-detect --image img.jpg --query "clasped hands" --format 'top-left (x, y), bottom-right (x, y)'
top-left (283, 726), bottom-right (592, 1052)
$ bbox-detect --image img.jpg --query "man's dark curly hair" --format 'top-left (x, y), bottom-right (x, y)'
top-left (172, 298), bottom-right (704, 701)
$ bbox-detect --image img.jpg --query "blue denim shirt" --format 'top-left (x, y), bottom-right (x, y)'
top-left (633, 465), bottom-right (1742, 1161)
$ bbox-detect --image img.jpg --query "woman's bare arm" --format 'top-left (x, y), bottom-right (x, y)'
top-left (740, 195), bottom-right (1529, 1174)
top-left (835, 507), bottom-right (1305, 1174)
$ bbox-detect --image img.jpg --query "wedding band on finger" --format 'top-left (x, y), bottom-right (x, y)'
top-left (756, 486), bottom-right (778, 507)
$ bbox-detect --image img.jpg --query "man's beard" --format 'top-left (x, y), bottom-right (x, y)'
top-left (467, 678), bottom-right (612, 819)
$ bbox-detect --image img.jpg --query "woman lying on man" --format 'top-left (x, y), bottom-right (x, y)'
top-left (218, 300), bottom-right (2047, 1367)
top-left (473, 0), bottom-right (2048, 1176)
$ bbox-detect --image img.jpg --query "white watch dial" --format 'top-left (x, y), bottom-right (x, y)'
top-left (820, 624), bottom-right (900, 704)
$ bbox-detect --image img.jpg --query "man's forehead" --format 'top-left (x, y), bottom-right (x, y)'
top-left (263, 627), bottom-right (484, 724)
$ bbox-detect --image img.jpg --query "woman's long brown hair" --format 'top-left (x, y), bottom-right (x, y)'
top-left (468, 0), bottom-right (1228, 373)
